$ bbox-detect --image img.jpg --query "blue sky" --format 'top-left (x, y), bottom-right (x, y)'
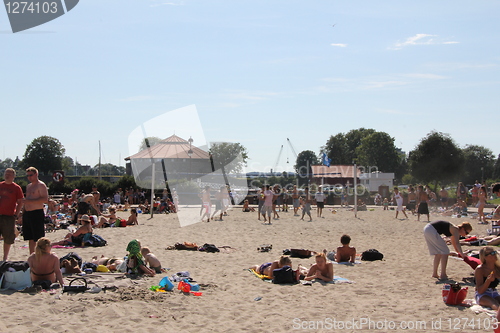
top-left (1, 0), bottom-right (499, 173)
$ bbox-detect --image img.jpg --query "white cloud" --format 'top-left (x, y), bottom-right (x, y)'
top-left (331, 43), bottom-right (347, 48)
top-left (403, 73), bottom-right (447, 80)
top-left (390, 34), bottom-right (459, 50)
top-left (149, 1), bottom-right (184, 7)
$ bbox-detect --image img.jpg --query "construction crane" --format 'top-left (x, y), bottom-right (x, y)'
top-left (272, 145), bottom-right (284, 174)
top-left (286, 138), bottom-right (298, 163)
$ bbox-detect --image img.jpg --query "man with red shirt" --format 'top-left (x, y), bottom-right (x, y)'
top-left (0, 168), bottom-right (24, 260)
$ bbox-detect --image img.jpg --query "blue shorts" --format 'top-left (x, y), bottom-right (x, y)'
top-left (475, 288), bottom-right (500, 304)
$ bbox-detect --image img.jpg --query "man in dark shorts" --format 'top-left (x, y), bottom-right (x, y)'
top-left (0, 168), bottom-right (24, 260)
top-left (23, 166), bottom-right (49, 254)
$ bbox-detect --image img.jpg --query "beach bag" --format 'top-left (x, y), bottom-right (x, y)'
top-left (0, 268), bottom-right (31, 290)
top-left (60, 252), bottom-right (83, 268)
top-left (84, 234), bottom-right (107, 247)
top-left (442, 283), bottom-right (468, 305)
top-left (272, 265), bottom-right (295, 284)
top-left (290, 249), bottom-right (312, 258)
top-left (258, 244), bottom-right (272, 252)
top-left (361, 249), bottom-right (384, 261)
top-left (63, 277), bottom-right (88, 293)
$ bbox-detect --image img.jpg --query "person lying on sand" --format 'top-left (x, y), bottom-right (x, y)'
top-left (250, 255), bottom-right (306, 279)
top-left (304, 252), bottom-right (334, 282)
top-left (92, 255), bottom-right (124, 271)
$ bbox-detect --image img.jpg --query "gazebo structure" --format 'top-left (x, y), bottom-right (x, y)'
top-left (125, 134), bottom-right (213, 186)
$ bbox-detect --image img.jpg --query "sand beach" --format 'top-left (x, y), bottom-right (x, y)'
top-left (0, 204), bottom-right (496, 333)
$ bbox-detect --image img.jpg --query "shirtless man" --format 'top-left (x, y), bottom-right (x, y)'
top-left (292, 185), bottom-right (300, 216)
top-left (406, 185), bottom-right (417, 215)
top-left (439, 186), bottom-right (449, 209)
top-left (416, 185), bottom-right (430, 222)
top-left (91, 185), bottom-right (101, 214)
top-left (24, 167), bottom-right (49, 255)
top-left (78, 193), bottom-right (100, 219)
top-left (0, 168), bottom-right (24, 260)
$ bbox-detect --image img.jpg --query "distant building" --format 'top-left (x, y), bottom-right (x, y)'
top-left (310, 165), bottom-right (359, 187)
top-left (359, 171), bottom-right (394, 192)
top-left (125, 134), bottom-right (213, 184)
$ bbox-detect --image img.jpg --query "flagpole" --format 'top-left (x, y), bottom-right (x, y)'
top-left (354, 163), bottom-right (357, 218)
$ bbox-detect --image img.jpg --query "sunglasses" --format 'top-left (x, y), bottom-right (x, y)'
top-left (26, 173), bottom-right (35, 177)
top-left (486, 251), bottom-right (497, 257)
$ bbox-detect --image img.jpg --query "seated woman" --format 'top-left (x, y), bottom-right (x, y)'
top-left (52, 214), bottom-right (93, 246)
top-left (250, 255), bottom-right (301, 279)
top-left (304, 252), bottom-right (334, 282)
top-left (27, 237), bottom-right (64, 287)
top-left (126, 208), bottom-right (139, 226)
top-left (96, 207), bottom-right (117, 228)
top-left (126, 239), bottom-right (155, 276)
top-left (475, 246), bottom-right (500, 310)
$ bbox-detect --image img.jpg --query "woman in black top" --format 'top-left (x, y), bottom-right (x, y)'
top-left (423, 220), bottom-right (472, 279)
top-left (474, 247), bottom-right (500, 310)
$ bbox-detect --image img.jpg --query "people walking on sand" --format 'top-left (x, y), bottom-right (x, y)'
top-left (0, 168), bottom-right (24, 260)
top-left (257, 185), bottom-right (265, 221)
top-left (478, 185), bottom-right (487, 223)
top-left (23, 167), bottom-right (49, 255)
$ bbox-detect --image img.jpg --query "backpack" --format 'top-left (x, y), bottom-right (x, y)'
top-left (84, 234), bottom-right (107, 247)
top-left (272, 265), bottom-right (296, 284)
top-left (199, 243), bottom-right (220, 253)
top-left (60, 252), bottom-right (83, 268)
top-left (361, 249), bottom-right (384, 261)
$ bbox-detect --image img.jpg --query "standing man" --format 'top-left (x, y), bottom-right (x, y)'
top-left (91, 184), bottom-right (101, 214)
top-left (439, 186), bottom-right (449, 209)
top-left (0, 168), bottom-right (24, 260)
top-left (262, 185), bottom-right (274, 224)
top-left (23, 167), bottom-right (48, 255)
top-left (315, 187), bottom-right (325, 218)
top-left (301, 187), bottom-right (313, 222)
top-left (392, 187), bottom-right (408, 219)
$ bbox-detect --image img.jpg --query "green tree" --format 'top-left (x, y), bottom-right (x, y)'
top-left (322, 133), bottom-right (349, 164)
top-left (92, 163), bottom-right (126, 176)
top-left (356, 132), bottom-right (400, 172)
top-left (462, 145), bottom-right (495, 184)
top-left (209, 142), bottom-right (248, 174)
top-left (139, 136), bottom-right (162, 151)
top-left (408, 131), bottom-right (464, 189)
top-left (492, 154), bottom-right (500, 180)
top-left (322, 128), bottom-right (376, 165)
top-left (22, 136), bottom-right (65, 175)
top-left (294, 150), bottom-right (320, 184)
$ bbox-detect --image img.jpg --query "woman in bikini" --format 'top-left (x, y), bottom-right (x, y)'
top-left (126, 208), bottom-right (139, 225)
top-left (27, 237), bottom-right (64, 286)
top-left (250, 256), bottom-right (305, 279)
top-left (97, 207), bottom-right (117, 228)
top-left (304, 252), bottom-right (334, 282)
top-left (475, 247), bottom-right (500, 310)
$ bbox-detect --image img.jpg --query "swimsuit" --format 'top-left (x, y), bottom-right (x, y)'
top-left (475, 277), bottom-right (500, 303)
top-left (258, 262), bottom-right (272, 275)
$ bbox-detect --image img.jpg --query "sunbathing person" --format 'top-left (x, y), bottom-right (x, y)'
top-left (92, 255), bottom-right (124, 271)
top-left (96, 207), bottom-right (117, 228)
top-left (126, 239), bottom-right (155, 276)
top-left (250, 255), bottom-right (301, 279)
top-left (304, 252), bottom-right (334, 282)
top-left (475, 247), bottom-right (500, 310)
top-left (126, 208), bottom-right (139, 225)
top-left (335, 234), bottom-right (356, 263)
top-left (242, 200), bottom-right (255, 212)
top-left (52, 214), bottom-right (93, 246)
top-left (27, 237), bottom-right (64, 286)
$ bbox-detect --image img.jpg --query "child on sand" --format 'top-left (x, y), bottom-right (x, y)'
top-left (383, 198), bottom-right (389, 210)
top-left (126, 239), bottom-right (155, 276)
top-left (141, 247), bottom-right (163, 274)
top-left (336, 234), bottom-right (356, 263)
top-left (242, 200), bottom-right (255, 212)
